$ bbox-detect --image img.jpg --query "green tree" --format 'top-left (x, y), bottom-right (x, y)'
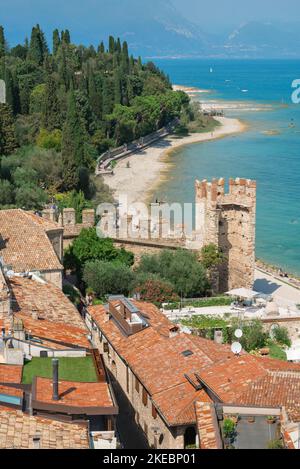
top-left (0, 179), bottom-right (14, 205)
top-left (137, 249), bottom-right (209, 298)
top-left (52, 29), bottom-right (61, 55)
top-left (0, 26), bottom-right (5, 58)
top-left (0, 103), bottom-right (17, 155)
top-left (64, 227), bottom-right (134, 276)
top-left (83, 260), bottom-right (134, 298)
top-left (28, 25), bottom-right (47, 65)
top-left (132, 275), bottom-right (179, 306)
top-left (201, 244), bottom-right (226, 269)
top-left (272, 327), bottom-right (291, 347)
top-left (43, 73), bottom-right (60, 131)
top-left (30, 84), bottom-right (46, 114)
top-left (15, 184), bottom-right (47, 210)
top-left (61, 91), bottom-right (86, 190)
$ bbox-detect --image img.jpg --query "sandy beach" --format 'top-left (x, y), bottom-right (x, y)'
top-left (102, 116), bottom-right (246, 206)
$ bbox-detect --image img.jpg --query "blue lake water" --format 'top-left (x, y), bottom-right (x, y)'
top-left (153, 59), bottom-right (300, 275)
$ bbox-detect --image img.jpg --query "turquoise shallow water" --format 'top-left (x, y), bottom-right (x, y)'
top-left (153, 59), bottom-right (300, 275)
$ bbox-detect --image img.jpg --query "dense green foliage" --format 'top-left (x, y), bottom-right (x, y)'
top-left (164, 296), bottom-right (232, 310)
top-left (132, 274), bottom-right (179, 305)
top-left (135, 249), bottom-right (210, 297)
top-left (0, 25), bottom-right (193, 211)
top-left (83, 260), bottom-right (134, 298)
top-left (181, 315), bottom-right (291, 359)
top-left (64, 227), bottom-right (134, 277)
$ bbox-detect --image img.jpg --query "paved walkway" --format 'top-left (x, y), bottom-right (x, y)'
top-left (254, 269), bottom-right (300, 308)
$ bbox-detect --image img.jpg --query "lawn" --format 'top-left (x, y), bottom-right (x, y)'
top-left (21, 357), bottom-right (98, 384)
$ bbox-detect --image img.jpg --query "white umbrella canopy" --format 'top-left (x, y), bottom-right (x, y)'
top-left (225, 288), bottom-right (261, 300)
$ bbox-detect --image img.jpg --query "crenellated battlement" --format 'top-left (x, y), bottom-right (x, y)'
top-left (196, 177), bottom-right (256, 207)
top-left (195, 177), bottom-right (257, 292)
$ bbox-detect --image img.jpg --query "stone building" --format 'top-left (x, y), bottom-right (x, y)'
top-left (86, 296), bottom-right (300, 450)
top-left (0, 209), bottom-right (63, 289)
top-left (195, 178), bottom-right (256, 292)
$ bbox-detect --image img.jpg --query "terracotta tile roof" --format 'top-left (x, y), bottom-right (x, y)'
top-left (0, 365), bottom-right (23, 384)
top-left (25, 211), bottom-right (61, 231)
top-left (88, 301), bottom-right (238, 426)
top-left (237, 371), bottom-right (300, 422)
top-left (0, 406), bottom-right (89, 449)
top-left (9, 276), bottom-right (85, 329)
top-left (195, 402), bottom-right (222, 449)
top-left (15, 313), bottom-right (90, 350)
top-left (0, 209), bottom-right (63, 272)
top-left (0, 385), bottom-right (23, 398)
top-left (153, 383), bottom-right (211, 426)
top-left (89, 300), bottom-right (300, 427)
top-left (35, 377), bottom-right (114, 408)
top-left (197, 354), bottom-right (268, 402)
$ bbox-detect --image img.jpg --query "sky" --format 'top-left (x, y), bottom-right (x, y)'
top-left (173, 0), bottom-right (300, 31)
top-left (1, 0), bottom-right (300, 45)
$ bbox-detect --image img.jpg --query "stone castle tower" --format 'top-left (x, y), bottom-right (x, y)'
top-left (195, 178), bottom-right (256, 292)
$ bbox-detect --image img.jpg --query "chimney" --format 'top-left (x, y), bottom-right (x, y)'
top-left (52, 358), bottom-right (59, 401)
top-left (32, 309), bottom-right (39, 320)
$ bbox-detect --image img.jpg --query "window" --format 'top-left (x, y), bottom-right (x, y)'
top-left (103, 342), bottom-right (109, 354)
top-left (136, 411), bottom-right (140, 426)
top-left (135, 376), bottom-right (140, 393)
top-left (152, 404), bottom-right (157, 419)
top-left (144, 423), bottom-right (148, 438)
top-left (142, 387), bottom-right (148, 406)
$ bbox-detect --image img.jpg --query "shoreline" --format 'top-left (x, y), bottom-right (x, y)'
top-left (102, 116), bottom-right (247, 207)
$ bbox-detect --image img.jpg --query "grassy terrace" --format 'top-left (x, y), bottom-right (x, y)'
top-left (21, 357), bottom-right (98, 384)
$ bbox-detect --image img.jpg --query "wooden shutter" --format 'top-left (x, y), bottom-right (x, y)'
top-left (142, 387), bottom-right (148, 406)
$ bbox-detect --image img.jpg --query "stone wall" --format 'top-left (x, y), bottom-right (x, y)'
top-left (85, 312), bottom-right (191, 449)
top-left (195, 178), bottom-right (256, 292)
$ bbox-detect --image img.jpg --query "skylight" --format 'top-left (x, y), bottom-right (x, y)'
top-left (182, 350), bottom-right (193, 357)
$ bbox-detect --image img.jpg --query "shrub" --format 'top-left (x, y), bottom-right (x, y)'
top-left (272, 327), bottom-right (291, 347)
top-left (83, 260), bottom-right (134, 298)
top-left (136, 249), bottom-right (209, 298)
top-left (268, 439), bottom-right (284, 449)
top-left (132, 277), bottom-right (179, 306)
top-left (36, 128), bottom-right (62, 152)
top-left (223, 419), bottom-right (236, 438)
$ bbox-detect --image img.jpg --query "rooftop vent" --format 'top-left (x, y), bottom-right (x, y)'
top-left (182, 350), bottom-right (193, 357)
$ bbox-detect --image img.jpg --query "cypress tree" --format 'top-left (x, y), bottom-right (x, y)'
top-left (4, 68), bottom-right (15, 113)
top-left (53, 29), bottom-right (61, 55)
top-left (98, 41), bottom-right (105, 54)
top-left (28, 26), bottom-right (43, 64)
top-left (88, 70), bottom-right (102, 119)
top-left (43, 73), bottom-right (60, 131)
top-left (116, 38), bottom-right (121, 54)
top-left (102, 77), bottom-right (114, 116)
top-left (114, 69), bottom-right (122, 105)
top-left (0, 26), bottom-right (6, 58)
top-left (108, 36), bottom-right (115, 55)
top-left (63, 30), bottom-right (71, 45)
top-left (61, 91), bottom-right (86, 190)
top-left (0, 103), bottom-right (17, 155)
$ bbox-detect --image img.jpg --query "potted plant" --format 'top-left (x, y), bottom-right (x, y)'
top-left (223, 419), bottom-right (236, 447)
top-left (266, 416), bottom-right (276, 424)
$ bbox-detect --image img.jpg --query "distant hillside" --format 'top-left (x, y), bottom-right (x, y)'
top-left (3, 0), bottom-right (300, 58)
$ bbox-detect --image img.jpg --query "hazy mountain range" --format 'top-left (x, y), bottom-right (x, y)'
top-left (3, 0), bottom-right (300, 58)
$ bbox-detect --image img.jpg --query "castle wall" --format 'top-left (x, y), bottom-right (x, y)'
top-left (195, 178), bottom-right (256, 293)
